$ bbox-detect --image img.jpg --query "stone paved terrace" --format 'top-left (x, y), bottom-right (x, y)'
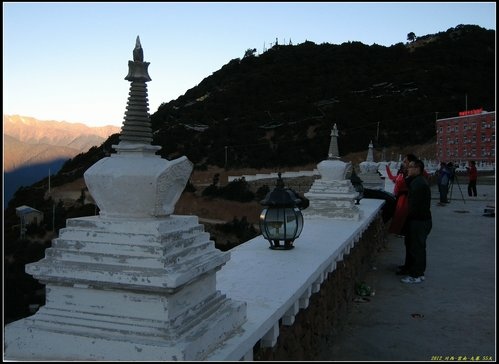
top-left (316, 182), bottom-right (495, 361)
top-left (207, 180), bottom-right (495, 361)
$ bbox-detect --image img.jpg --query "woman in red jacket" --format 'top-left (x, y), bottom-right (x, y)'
top-left (386, 163), bottom-right (409, 235)
top-left (467, 160), bottom-right (478, 197)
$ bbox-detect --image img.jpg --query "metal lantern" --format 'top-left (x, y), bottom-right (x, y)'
top-left (259, 173), bottom-right (308, 250)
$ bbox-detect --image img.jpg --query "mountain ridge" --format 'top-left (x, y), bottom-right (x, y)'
top-left (3, 115), bottom-right (120, 207)
top-left (3, 114), bottom-right (120, 172)
top-left (149, 24), bottom-right (494, 168)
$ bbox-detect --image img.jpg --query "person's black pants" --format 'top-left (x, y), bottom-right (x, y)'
top-left (468, 180), bottom-right (477, 197)
top-left (438, 184), bottom-right (449, 203)
top-left (407, 219), bottom-right (432, 277)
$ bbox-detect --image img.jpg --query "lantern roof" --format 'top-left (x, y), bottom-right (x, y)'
top-left (260, 173), bottom-right (309, 209)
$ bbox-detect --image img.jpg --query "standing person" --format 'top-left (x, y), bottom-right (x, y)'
top-left (466, 160), bottom-right (478, 197)
top-left (400, 159), bottom-right (432, 284)
top-left (390, 153), bottom-right (418, 276)
top-left (436, 162), bottom-right (451, 205)
top-left (385, 163), bottom-right (409, 236)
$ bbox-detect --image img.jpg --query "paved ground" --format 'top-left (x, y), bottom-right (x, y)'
top-left (318, 181), bottom-right (496, 361)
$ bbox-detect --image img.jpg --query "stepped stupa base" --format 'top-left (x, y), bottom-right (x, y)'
top-left (304, 180), bottom-right (362, 220)
top-left (359, 172), bottom-right (385, 190)
top-left (5, 298), bottom-right (246, 361)
top-left (4, 215), bottom-right (247, 361)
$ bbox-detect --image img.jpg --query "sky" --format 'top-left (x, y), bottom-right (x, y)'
top-left (3, 2), bottom-right (496, 127)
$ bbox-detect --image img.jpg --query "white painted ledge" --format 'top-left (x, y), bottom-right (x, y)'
top-left (207, 198), bottom-right (385, 360)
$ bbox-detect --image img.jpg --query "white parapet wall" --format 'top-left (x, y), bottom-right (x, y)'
top-left (4, 198), bottom-right (384, 361)
top-left (206, 198), bottom-right (384, 360)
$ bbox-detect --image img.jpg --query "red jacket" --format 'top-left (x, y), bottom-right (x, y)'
top-left (468, 165), bottom-right (478, 181)
top-left (386, 165), bottom-right (408, 196)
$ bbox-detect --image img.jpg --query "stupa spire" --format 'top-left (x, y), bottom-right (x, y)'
top-left (327, 123), bottom-right (340, 160)
top-left (366, 140), bottom-right (374, 162)
top-left (118, 35), bottom-right (155, 148)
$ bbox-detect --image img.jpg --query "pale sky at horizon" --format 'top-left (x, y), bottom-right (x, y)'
top-left (3, 2), bottom-right (496, 127)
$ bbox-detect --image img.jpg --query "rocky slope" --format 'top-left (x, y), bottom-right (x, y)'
top-left (3, 115), bottom-right (120, 207)
top-left (3, 115), bottom-right (120, 172)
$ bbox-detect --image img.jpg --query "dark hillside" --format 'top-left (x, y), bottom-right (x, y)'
top-left (151, 24), bottom-right (494, 168)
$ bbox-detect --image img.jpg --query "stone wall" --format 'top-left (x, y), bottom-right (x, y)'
top-left (252, 214), bottom-right (386, 360)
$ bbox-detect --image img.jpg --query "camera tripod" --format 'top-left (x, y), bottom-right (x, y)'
top-left (448, 173), bottom-right (466, 204)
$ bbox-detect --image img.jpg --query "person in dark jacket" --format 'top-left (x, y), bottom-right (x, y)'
top-left (395, 153), bottom-right (418, 276)
top-left (400, 159), bottom-right (432, 284)
top-left (436, 162), bottom-right (451, 205)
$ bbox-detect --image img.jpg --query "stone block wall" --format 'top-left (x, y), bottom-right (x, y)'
top-left (252, 214), bottom-right (386, 360)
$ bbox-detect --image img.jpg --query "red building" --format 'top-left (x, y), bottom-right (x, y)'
top-left (436, 109), bottom-right (495, 165)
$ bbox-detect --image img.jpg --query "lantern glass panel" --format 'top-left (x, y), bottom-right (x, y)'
top-left (260, 207), bottom-right (302, 240)
top-left (259, 209), bottom-right (270, 239)
top-left (294, 207), bottom-right (304, 238)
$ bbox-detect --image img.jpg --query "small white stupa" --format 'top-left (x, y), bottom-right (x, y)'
top-left (304, 123), bottom-right (361, 220)
top-left (358, 140), bottom-right (384, 190)
top-left (5, 36), bottom-right (246, 361)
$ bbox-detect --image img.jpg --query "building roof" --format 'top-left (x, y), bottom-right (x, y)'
top-left (436, 110), bottom-right (495, 122)
top-left (15, 205), bottom-right (42, 216)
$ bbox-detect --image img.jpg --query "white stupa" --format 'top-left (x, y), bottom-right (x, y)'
top-left (304, 123), bottom-right (361, 220)
top-left (5, 36), bottom-right (246, 361)
top-left (358, 140), bottom-right (384, 190)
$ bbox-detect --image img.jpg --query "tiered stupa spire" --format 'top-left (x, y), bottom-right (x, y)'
top-left (116, 36), bottom-right (158, 153)
top-left (327, 123), bottom-right (340, 160)
top-left (366, 140), bottom-right (374, 162)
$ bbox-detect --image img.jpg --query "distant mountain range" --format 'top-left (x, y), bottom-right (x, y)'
top-left (3, 115), bottom-right (120, 207)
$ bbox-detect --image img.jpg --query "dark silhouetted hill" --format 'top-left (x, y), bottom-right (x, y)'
top-left (150, 24), bottom-right (494, 168)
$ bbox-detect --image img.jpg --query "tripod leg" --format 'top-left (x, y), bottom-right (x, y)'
top-left (455, 176), bottom-right (466, 204)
